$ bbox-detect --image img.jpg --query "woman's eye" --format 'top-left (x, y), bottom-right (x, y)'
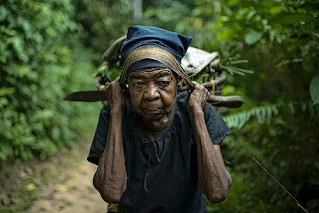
top-left (133, 82), bottom-right (145, 88)
top-left (158, 81), bottom-right (170, 87)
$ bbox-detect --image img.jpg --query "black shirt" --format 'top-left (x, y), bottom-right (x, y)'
top-left (87, 91), bottom-right (231, 213)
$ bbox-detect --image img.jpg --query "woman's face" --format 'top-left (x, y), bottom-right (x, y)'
top-left (127, 68), bottom-right (178, 129)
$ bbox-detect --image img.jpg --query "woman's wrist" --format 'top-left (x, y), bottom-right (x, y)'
top-left (110, 104), bottom-right (124, 115)
top-left (189, 105), bottom-right (204, 115)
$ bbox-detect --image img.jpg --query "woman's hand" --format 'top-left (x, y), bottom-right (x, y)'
top-left (188, 82), bottom-right (231, 203)
top-left (105, 79), bottom-right (125, 112)
top-left (94, 78), bottom-right (127, 203)
top-left (188, 82), bottom-right (210, 114)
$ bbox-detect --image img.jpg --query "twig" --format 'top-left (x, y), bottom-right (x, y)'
top-left (252, 158), bottom-right (310, 213)
top-left (221, 48), bottom-right (238, 63)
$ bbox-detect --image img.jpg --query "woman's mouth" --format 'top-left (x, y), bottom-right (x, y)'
top-left (142, 107), bottom-right (162, 114)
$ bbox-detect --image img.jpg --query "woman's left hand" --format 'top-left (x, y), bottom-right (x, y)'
top-left (188, 82), bottom-right (210, 114)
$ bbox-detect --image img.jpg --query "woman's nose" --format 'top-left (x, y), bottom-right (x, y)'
top-left (144, 83), bottom-right (160, 100)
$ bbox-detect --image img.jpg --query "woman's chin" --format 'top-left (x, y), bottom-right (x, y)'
top-left (141, 115), bottom-right (170, 130)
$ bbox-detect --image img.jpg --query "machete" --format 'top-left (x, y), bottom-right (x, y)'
top-left (63, 90), bottom-right (243, 108)
top-left (63, 90), bottom-right (106, 102)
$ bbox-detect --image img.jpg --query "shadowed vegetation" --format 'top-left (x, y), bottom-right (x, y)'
top-left (1, 0), bottom-right (318, 212)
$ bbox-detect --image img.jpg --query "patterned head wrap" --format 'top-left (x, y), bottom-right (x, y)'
top-left (119, 25), bottom-right (194, 89)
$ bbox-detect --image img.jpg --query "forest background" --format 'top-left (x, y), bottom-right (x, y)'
top-left (1, 0), bottom-right (319, 212)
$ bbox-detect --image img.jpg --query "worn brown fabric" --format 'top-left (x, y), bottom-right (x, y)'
top-left (119, 46), bottom-right (194, 90)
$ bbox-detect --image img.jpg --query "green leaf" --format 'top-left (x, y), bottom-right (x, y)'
top-left (269, 6), bottom-right (282, 15)
top-left (0, 6), bottom-right (7, 21)
top-left (222, 5), bottom-right (232, 16)
top-left (0, 143), bottom-right (14, 160)
top-left (269, 30), bottom-right (276, 42)
top-left (270, 13), bottom-right (317, 24)
top-left (7, 37), bottom-right (29, 62)
top-left (310, 76), bottom-right (319, 105)
top-left (35, 110), bottom-right (54, 120)
top-left (245, 30), bottom-right (263, 45)
top-left (0, 87), bottom-right (15, 96)
top-left (12, 65), bottom-right (31, 78)
top-left (246, 10), bottom-right (256, 20)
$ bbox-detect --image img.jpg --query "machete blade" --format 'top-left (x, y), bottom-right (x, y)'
top-left (63, 90), bottom-right (106, 102)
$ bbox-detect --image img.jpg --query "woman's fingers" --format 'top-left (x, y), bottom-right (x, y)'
top-left (105, 79), bottom-right (125, 108)
top-left (189, 82), bottom-right (210, 109)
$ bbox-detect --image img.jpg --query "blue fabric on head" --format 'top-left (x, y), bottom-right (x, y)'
top-left (120, 25), bottom-right (192, 71)
top-left (127, 59), bottom-right (167, 73)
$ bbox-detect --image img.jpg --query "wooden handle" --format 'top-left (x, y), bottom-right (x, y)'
top-left (208, 95), bottom-right (243, 108)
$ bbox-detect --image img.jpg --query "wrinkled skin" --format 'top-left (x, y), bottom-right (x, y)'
top-left (127, 68), bottom-right (179, 129)
top-left (93, 79), bottom-right (126, 203)
top-left (93, 67), bottom-right (232, 204)
top-left (105, 78), bottom-right (125, 112)
top-left (187, 82), bottom-right (232, 203)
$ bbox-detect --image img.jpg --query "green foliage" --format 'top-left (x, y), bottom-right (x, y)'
top-left (225, 101), bottom-right (319, 129)
top-left (0, 0), bottom-right (99, 162)
top-left (310, 76), bottom-right (319, 105)
top-left (224, 105), bottom-right (278, 129)
top-left (95, 61), bottom-right (122, 82)
top-left (220, 103), bottom-right (319, 212)
top-left (0, 180), bottom-right (38, 213)
top-left (245, 30), bottom-right (263, 45)
top-left (1, 0), bottom-right (318, 212)
top-left (72, 0), bottom-right (133, 56)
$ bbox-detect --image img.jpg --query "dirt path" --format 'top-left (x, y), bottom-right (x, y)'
top-left (25, 141), bottom-right (108, 213)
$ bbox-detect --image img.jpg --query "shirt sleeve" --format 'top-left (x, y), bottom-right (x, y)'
top-left (203, 103), bottom-right (231, 145)
top-left (87, 104), bottom-right (110, 165)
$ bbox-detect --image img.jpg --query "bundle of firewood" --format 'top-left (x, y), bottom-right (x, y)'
top-left (94, 36), bottom-right (245, 109)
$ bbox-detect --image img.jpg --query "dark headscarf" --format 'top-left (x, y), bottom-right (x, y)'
top-left (119, 25), bottom-right (194, 89)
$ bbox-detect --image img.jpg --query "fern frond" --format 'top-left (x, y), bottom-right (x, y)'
top-left (224, 105), bottom-right (279, 129)
top-left (224, 101), bottom-right (317, 129)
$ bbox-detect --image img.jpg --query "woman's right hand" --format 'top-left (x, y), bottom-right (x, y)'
top-left (105, 79), bottom-right (125, 113)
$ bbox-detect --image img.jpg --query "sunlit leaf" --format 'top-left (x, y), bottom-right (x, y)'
top-left (0, 87), bottom-right (15, 96)
top-left (246, 10), bottom-right (256, 20)
top-left (7, 37), bottom-right (28, 62)
top-left (57, 184), bottom-right (68, 192)
top-left (245, 30), bottom-right (263, 45)
top-left (269, 30), bottom-right (276, 42)
top-left (25, 183), bottom-right (36, 191)
top-left (269, 6), bottom-right (282, 15)
top-left (35, 110), bottom-right (54, 120)
top-left (0, 6), bottom-right (7, 21)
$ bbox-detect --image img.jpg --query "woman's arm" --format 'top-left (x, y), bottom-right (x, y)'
top-left (93, 80), bottom-right (126, 203)
top-left (188, 83), bottom-right (232, 203)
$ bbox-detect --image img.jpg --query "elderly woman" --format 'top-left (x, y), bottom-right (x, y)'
top-left (87, 25), bottom-right (232, 212)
